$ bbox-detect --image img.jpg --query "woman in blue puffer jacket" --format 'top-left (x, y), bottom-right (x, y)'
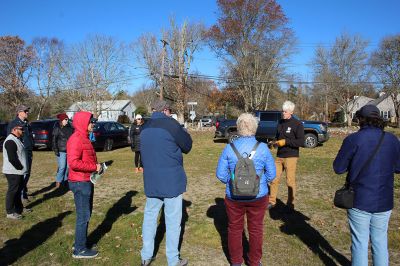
top-left (216, 113), bottom-right (276, 266)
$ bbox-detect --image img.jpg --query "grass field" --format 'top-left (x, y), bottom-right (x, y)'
top-left (0, 130), bottom-right (399, 265)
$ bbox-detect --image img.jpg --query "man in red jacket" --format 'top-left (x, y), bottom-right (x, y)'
top-left (67, 111), bottom-right (101, 259)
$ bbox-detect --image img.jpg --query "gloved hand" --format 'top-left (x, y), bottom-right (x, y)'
top-left (276, 139), bottom-right (286, 147)
top-left (267, 141), bottom-right (275, 149)
top-left (54, 151), bottom-right (60, 157)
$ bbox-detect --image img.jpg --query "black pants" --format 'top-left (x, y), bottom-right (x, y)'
top-left (22, 150), bottom-right (33, 199)
top-left (134, 151), bottom-right (142, 168)
top-left (5, 174), bottom-right (24, 214)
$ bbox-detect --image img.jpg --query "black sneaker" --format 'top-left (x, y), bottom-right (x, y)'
top-left (72, 248), bottom-right (98, 259)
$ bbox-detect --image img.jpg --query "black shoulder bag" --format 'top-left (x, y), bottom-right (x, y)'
top-left (333, 131), bottom-right (385, 209)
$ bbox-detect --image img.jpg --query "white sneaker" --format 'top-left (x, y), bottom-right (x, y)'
top-left (6, 213), bottom-right (22, 220)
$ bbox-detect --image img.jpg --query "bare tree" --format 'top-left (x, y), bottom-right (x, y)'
top-left (132, 84), bottom-right (158, 114)
top-left (206, 0), bottom-right (295, 112)
top-left (31, 37), bottom-right (64, 119)
top-left (0, 36), bottom-right (34, 111)
top-left (59, 35), bottom-right (128, 116)
top-left (135, 17), bottom-right (205, 123)
top-left (370, 34), bottom-right (400, 127)
top-left (312, 33), bottom-right (370, 126)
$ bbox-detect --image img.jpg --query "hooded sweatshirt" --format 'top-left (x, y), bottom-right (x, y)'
top-left (67, 112), bottom-right (98, 182)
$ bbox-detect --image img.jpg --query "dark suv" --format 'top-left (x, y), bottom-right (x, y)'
top-left (31, 119), bottom-right (59, 150)
top-left (92, 121), bottom-right (129, 151)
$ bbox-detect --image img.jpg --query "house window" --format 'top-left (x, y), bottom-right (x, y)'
top-left (380, 111), bottom-right (390, 120)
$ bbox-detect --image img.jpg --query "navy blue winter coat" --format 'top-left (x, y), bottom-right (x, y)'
top-left (140, 112), bottom-right (192, 198)
top-left (333, 126), bottom-right (400, 212)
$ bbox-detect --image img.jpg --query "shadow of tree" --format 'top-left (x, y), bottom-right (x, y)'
top-left (29, 182), bottom-right (56, 197)
top-left (153, 199), bottom-right (192, 258)
top-left (0, 211), bottom-right (72, 265)
top-left (88, 190), bottom-right (138, 246)
top-left (26, 185), bottom-right (69, 209)
top-left (268, 199), bottom-right (350, 266)
top-left (206, 197), bottom-right (250, 264)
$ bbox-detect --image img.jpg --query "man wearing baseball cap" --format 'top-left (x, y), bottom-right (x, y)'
top-left (7, 104), bottom-right (34, 202)
top-left (3, 121), bottom-right (28, 219)
top-left (140, 100), bottom-right (192, 266)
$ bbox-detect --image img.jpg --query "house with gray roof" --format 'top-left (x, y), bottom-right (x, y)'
top-left (66, 100), bottom-right (136, 122)
top-left (337, 93), bottom-right (399, 123)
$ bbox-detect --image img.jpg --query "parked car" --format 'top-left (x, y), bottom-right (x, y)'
top-left (214, 110), bottom-right (329, 148)
top-left (92, 121), bottom-right (129, 151)
top-left (31, 119), bottom-right (59, 150)
top-left (200, 115), bottom-right (216, 127)
top-left (0, 122), bottom-right (8, 152)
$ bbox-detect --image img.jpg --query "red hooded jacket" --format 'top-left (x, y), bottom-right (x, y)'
top-left (67, 111), bottom-right (97, 182)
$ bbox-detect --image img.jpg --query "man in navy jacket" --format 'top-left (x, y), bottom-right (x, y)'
top-left (140, 100), bottom-right (192, 266)
top-left (333, 104), bottom-right (400, 266)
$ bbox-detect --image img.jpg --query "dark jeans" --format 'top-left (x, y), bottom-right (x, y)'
top-left (5, 174), bottom-right (24, 214)
top-left (22, 150), bottom-right (33, 199)
top-left (225, 196), bottom-right (268, 266)
top-left (134, 151), bottom-right (142, 168)
top-left (69, 181), bottom-right (94, 251)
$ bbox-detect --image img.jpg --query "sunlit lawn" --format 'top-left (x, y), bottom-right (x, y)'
top-left (0, 129), bottom-right (399, 265)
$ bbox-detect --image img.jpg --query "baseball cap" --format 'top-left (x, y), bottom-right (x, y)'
top-left (355, 105), bottom-right (380, 119)
top-left (16, 104), bottom-right (30, 113)
top-left (152, 100), bottom-right (170, 112)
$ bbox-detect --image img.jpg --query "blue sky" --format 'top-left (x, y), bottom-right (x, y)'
top-left (1, 0), bottom-right (399, 93)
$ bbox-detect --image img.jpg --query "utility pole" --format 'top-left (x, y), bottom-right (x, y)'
top-left (160, 39), bottom-right (169, 100)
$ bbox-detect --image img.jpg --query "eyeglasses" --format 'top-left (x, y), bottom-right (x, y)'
top-left (137, 118), bottom-right (142, 120)
top-left (24, 110), bottom-right (29, 113)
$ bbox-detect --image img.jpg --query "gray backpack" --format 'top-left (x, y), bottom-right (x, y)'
top-left (230, 142), bottom-right (260, 197)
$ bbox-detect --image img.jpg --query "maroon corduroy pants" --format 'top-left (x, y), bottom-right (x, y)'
top-left (225, 196), bottom-right (268, 266)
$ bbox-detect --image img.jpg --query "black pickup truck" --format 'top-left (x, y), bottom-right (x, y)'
top-left (214, 110), bottom-right (329, 148)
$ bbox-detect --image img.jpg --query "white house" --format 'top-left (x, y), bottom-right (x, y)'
top-left (66, 100), bottom-right (136, 122)
top-left (337, 93), bottom-right (400, 123)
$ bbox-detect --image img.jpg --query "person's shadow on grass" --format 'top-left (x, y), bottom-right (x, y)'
top-left (206, 197), bottom-right (250, 264)
top-left (25, 184), bottom-right (69, 209)
top-left (0, 211), bottom-right (72, 265)
top-left (268, 199), bottom-right (350, 266)
top-left (87, 190), bottom-right (138, 246)
top-left (152, 199), bottom-right (192, 258)
top-left (29, 182), bottom-right (56, 197)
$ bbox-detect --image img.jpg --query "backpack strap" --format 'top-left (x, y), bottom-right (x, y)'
top-left (230, 141), bottom-right (260, 159)
top-left (230, 143), bottom-right (242, 159)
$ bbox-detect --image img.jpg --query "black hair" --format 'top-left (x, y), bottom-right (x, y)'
top-left (358, 116), bottom-right (385, 130)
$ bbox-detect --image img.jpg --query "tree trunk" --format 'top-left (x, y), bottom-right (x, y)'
top-left (346, 113), bottom-right (352, 127)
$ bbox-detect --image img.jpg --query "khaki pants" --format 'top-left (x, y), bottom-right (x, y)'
top-left (269, 157), bottom-right (298, 207)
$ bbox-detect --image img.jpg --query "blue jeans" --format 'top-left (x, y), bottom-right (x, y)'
top-left (55, 152), bottom-right (68, 183)
top-left (141, 194), bottom-right (182, 266)
top-left (348, 208), bottom-right (392, 266)
top-left (69, 181), bottom-right (94, 252)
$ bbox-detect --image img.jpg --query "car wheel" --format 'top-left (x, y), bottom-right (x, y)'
top-left (103, 139), bottom-right (113, 151)
top-left (304, 133), bottom-right (318, 148)
top-left (228, 132), bottom-right (239, 143)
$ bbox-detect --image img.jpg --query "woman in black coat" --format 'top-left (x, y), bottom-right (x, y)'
top-left (130, 114), bottom-right (144, 173)
top-left (52, 113), bottom-right (73, 187)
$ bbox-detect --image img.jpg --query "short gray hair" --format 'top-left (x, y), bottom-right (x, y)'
top-left (237, 113), bottom-right (258, 136)
top-left (282, 100), bottom-right (295, 112)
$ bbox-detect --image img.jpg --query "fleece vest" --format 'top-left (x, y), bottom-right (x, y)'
top-left (2, 134), bottom-right (27, 175)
